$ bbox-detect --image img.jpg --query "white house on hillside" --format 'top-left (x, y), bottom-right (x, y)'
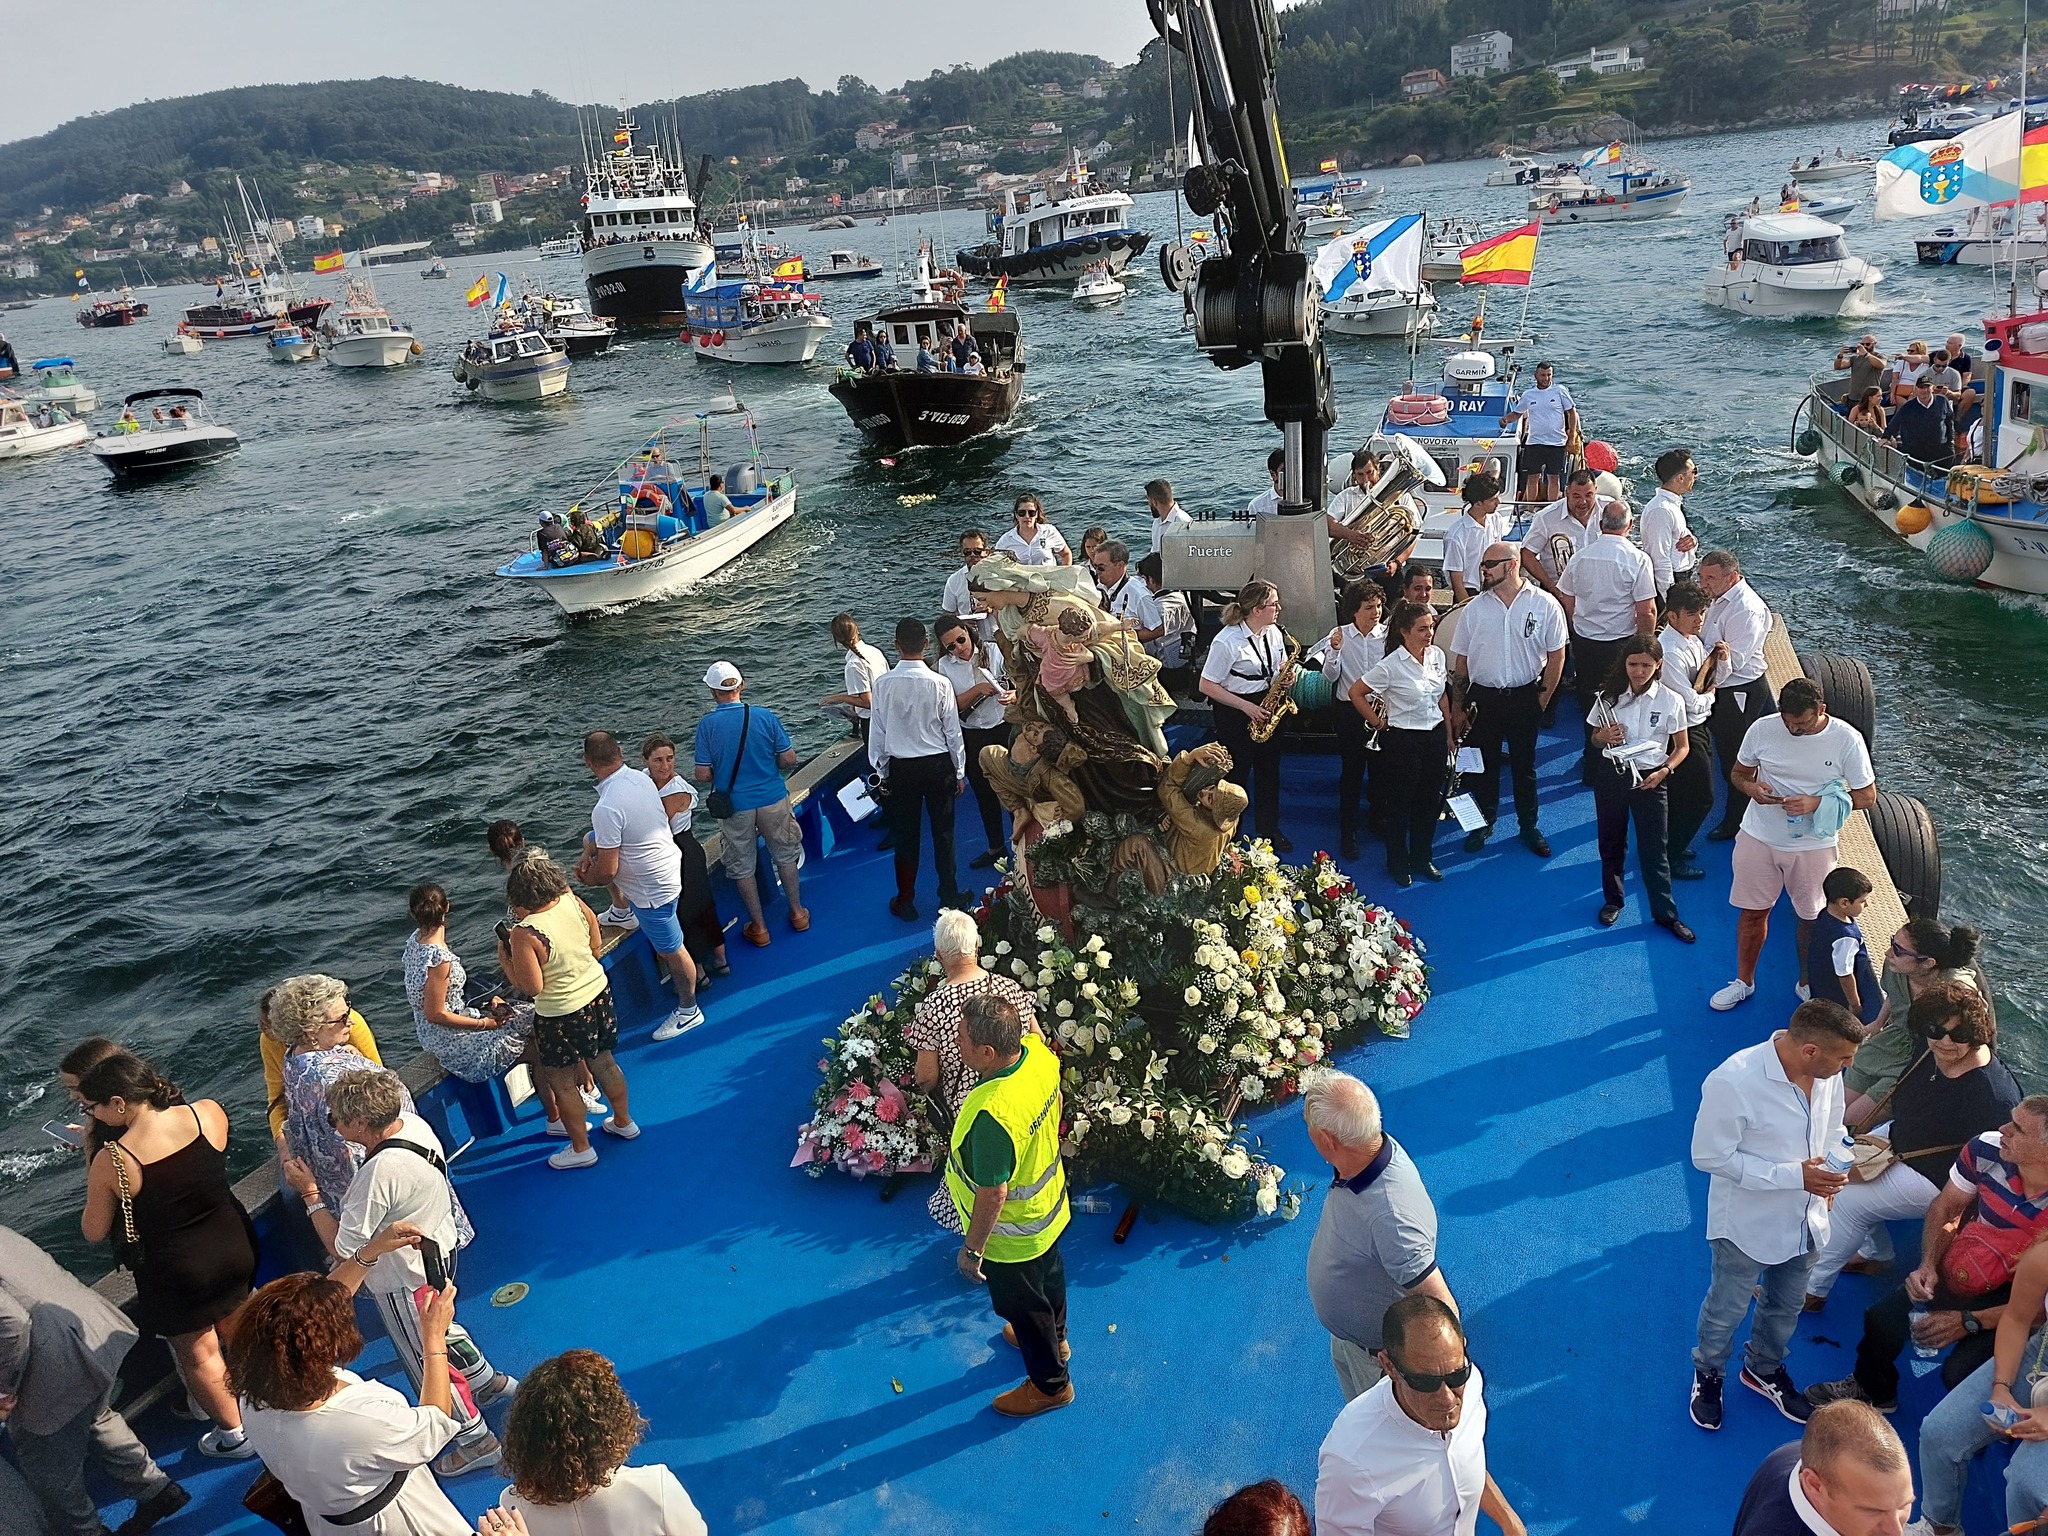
top-left (1451, 31), bottom-right (1513, 77)
top-left (1548, 44), bottom-right (1643, 80)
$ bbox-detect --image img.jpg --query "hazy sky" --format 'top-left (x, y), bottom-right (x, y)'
top-left (2, 0), bottom-right (1166, 144)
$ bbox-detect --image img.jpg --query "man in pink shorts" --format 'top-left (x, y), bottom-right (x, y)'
top-left (1711, 678), bottom-right (1877, 1011)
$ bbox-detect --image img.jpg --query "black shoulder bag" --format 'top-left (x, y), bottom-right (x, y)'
top-left (703, 704), bottom-right (751, 821)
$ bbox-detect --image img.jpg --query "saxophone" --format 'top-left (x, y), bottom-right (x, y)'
top-left (1249, 636), bottom-right (1302, 743)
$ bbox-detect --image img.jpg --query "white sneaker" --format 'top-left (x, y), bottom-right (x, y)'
top-left (652, 1005), bottom-right (704, 1041)
top-left (578, 1084), bottom-right (607, 1114)
top-left (547, 1146), bottom-right (598, 1170)
top-left (1795, 982), bottom-right (1813, 1003)
top-left (1710, 979), bottom-right (1756, 1011)
top-left (601, 1116), bottom-right (641, 1139)
top-left (198, 1426), bottom-right (257, 1459)
top-left (597, 905), bottom-right (638, 930)
top-left (545, 1118), bottom-right (580, 1138)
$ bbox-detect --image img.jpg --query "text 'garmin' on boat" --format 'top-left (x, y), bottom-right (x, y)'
top-left (1705, 212), bottom-right (1883, 319)
top-left (579, 110), bottom-right (714, 326)
top-left (494, 393), bottom-right (798, 616)
top-left (1314, 214), bottom-right (1436, 338)
top-left (0, 394), bottom-right (90, 460)
top-left (25, 358), bottom-right (96, 413)
top-left (89, 388), bottom-right (240, 476)
top-left (453, 320), bottom-right (571, 402)
top-left (956, 151), bottom-right (1151, 285)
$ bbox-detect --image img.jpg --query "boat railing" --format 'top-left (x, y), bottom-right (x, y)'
top-left (1806, 373), bottom-right (1960, 501)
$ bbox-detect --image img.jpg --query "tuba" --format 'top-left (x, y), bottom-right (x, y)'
top-left (1249, 637), bottom-right (1303, 743)
top-left (1546, 531), bottom-right (1577, 584)
top-left (1331, 435), bottom-right (1446, 581)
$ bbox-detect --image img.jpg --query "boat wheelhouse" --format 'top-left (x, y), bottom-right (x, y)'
top-left (322, 276), bottom-right (418, 369)
top-left (1704, 212), bottom-right (1883, 319)
top-left (683, 270), bottom-right (832, 365)
top-left (956, 154), bottom-right (1150, 284)
top-left (25, 358), bottom-right (96, 413)
top-left (579, 111), bottom-right (715, 326)
top-left (76, 292), bottom-right (148, 328)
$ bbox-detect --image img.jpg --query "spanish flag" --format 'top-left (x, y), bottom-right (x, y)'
top-left (772, 256), bottom-right (806, 279)
top-left (2023, 123), bottom-right (2048, 203)
top-left (1458, 220), bottom-right (1540, 286)
top-left (464, 273), bottom-right (491, 307)
top-left (613, 129), bottom-right (631, 145)
top-left (987, 275), bottom-right (1008, 312)
top-left (1319, 158), bottom-right (1339, 173)
top-left (312, 249), bottom-right (346, 273)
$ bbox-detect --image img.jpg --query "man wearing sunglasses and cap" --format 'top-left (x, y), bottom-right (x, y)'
top-left (1316, 1293), bottom-right (1526, 1536)
top-left (692, 661), bottom-right (808, 948)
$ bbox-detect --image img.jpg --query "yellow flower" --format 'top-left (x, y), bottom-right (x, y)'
top-left (1242, 949), bottom-right (1260, 969)
top-left (1243, 884), bottom-right (1262, 905)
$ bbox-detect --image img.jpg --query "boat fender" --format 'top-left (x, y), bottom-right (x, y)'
top-left (1895, 502), bottom-right (1937, 536)
top-left (1831, 462), bottom-right (1861, 487)
top-left (410, 341), bottom-right (424, 356)
top-left (1866, 790), bottom-right (1942, 917)
top-left (1925, 519), bottom-right (1994, 583)
top-left (1871, 489), bottom-right (1898, 511)
top-left (1082, 238), bottom-right (1102, 255)
top-left (656, 514), bottom-right (682, 541)
top-left (1795, 428), bottom-right (1823, 455)
top-left (452, 364), bottom-right (468, 383)
top-left (1797, 650), bottom-right (1876, 759)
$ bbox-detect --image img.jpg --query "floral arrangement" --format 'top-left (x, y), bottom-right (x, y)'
top-left (793, 842), bottom-right (1430, 1225)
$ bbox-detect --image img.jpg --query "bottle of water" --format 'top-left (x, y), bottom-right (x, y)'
top-left (1073, 1192), bottom-right (1112, 1215)
top-left (1911, 1304), bottom-right (1940, 1360)
top-left (1984, 1399), bottom-right (2023, 1433)
top-left (1824, 1129), bottom-right (1857, 1176)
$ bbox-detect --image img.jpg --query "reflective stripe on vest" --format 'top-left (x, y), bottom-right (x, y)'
top-left (944, 1035), bottom-right (1070, 1262)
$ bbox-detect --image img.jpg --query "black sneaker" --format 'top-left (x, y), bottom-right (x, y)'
top-left (1463, 826), bottom-right (1492, 853)
top-left (1741, 1364), bottom-right (1814, 1423)
top-left (116, 1482), bottom-right (191, 1536)
top-left (1690, 1367), bottom-right (1723, 1430)
top-left (1804, 1373), bottom-right (1897, 1413)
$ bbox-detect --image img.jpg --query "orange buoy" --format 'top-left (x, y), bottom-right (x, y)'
top-left (1895, 502), bottom-right (1934, 535)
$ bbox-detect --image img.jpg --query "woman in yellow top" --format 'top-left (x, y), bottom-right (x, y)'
top-left (259, 982), bottom-right (380, 1154)
top-left (497, 853), bottom-right (635, 1171)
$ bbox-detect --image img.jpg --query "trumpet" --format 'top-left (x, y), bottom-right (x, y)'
top-left (1249, 637), bottom-right (1303, 743)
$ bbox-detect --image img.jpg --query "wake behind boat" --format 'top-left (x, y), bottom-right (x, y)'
top-left (495, 395), bottom-right (797, 615)
top-left (89, 388), bottom-right (239, 476)
top-left (1705, 212), bottom-right (1883, 318)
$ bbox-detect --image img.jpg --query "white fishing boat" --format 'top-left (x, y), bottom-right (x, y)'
top-left (89, 388), bottom-right (240, 476)
top-left (495, 394), bottom-right (798, 615)
top-left (1485, 151), bottom-right (1545, 187)
top-left (1299, 194), bottom-right (1351, 240)
top-left (1314, 213), bottom-right (1436, 338)
top-left (811, 249), bottom-right (886, 283)
top-left (1788, 151), bottom-right (1875, 182)
top-left (0, 395), bottom-right (90, 460)
top-left (538, 233), bottom-right (580, 259)
top-left (1703, 212), bottom-right (1883, 319)
top-left (1073, 262), bottom-right (1126, 304)
top-left (268, 324), bottom-right (320, 363)
top-left (162, 325), bottom-right (204, 355)
top-left (579, 110), bottom-right (714, 325)
top-left (1915, 202), bottom-right (2048, 266)
top-left (453, 324), bottom-right (570, 401)
top-left (322, 276), bottom-right (418, 368)
top-left (25, 358), bottom-right (96, 413)
top-left (1533, 164), bottom-right (1691, 223)
top-left (521, 290), bottom-right (616, 357)
top-left (1783, 187), bottom-right (1858, 222)
top-left (682, 263), bottom-right (831, 365)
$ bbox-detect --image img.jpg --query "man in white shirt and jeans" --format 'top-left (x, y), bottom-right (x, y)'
top-left (1690, 1002), bottom-right (1862, 1433)
top-left (1316, 1295), bottom-right (1526, 1536)
top-left (870, 617), bottom-right (967, 923)
top-left (1711, 679), bottom-right (1877, 1012)
top-left (575, 730), bottom-right (701, 1040)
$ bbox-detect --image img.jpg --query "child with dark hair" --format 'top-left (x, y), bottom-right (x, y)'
top-left (1806, 865), bottom-right (1884, 1027)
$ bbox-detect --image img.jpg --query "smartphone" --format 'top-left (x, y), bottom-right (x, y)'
top-left (494, 920), bottom-right (513, 947)
top-left (42, 1120), bottom-right (86, 1151)
top-left (419, 1237), bottom-right (448, 1291)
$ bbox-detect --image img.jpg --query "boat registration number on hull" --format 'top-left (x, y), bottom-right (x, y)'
top-left (917, 411), bottom-right (971, 426)
top-left (594, 282), bottom-right (627, 299)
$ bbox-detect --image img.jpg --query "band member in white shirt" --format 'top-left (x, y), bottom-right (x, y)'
top-left (869, 618), bottom-right (967, 922)
top-left (1352, 601), bottom-right (1451, 888)
top-left (940, 530), bottom-right (997, 644)
top-left (1516, 469), bottom-right (1601, 601)
top-left (1656, 581), bottom-right (1718, 882)
top-left (1199, 579), bottom-right (1293, 851)
top-left (1557, 501), bottom-right (1656, 785)
top-left (1587, 636), bottom-right (1696, 940)
top-left (1247, 446), bottom-right (1286, 516)
top-left (933, 615), bottom-right (1012, 871)
top-left (1442, 472), bottom-right (1510, 603)
top-left (1641, 449), bottom-right (1701, 600)
top-left (1089, 540), bottom-right (1163, 644)
top-left (994, 494), bottom-right (1072, 567)
top-left (820, 614), bottom-right (891, 742)
top-left (1309, 581), bottom-right (1388, 860)
top-left (1325, 445), bottom-right (1420, 584)
top-left (1145, 477), bottom-right (1192, 555)
top-left (1446, 543), bottom-right (1566, 859)
top-left (1698, 549), bottom-right (1778, 841)
top-left (1137, 554), bottom-right (1196, 696)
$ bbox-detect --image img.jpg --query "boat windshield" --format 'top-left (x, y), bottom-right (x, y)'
top-left (1745, 235), bottom-right (1845, 264)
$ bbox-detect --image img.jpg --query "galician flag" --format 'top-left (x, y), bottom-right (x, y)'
top-left (312, 249), bottom-right (346, 273)
top-left (1312, 214), bottom-right (1424, 304)
top-left (1458, 220), bottom-right (1540, 286)
top-left (464, 274), bottom-right (490, 307)
top-left (1876, 115), bottom-right (2021, 220)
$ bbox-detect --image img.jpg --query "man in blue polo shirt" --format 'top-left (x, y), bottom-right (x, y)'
top-left (692, 661), bottom-right (808, 948)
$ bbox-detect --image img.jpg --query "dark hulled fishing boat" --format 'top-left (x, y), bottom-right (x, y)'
top-left (76, 292), bottom-right (148, 328)
top-left (828, 301), bottom-right (1023, 450)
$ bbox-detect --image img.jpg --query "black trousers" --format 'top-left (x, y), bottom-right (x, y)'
top-left (1594, 768), bottom-right (1677, 923)
top-left (984, 1242), bottom-right (1070, 1393)
top-left (1214, 697), bottom-right (1282, 839)
top-left (1572, 633), bottom-right (1631, 782)
top-left (1709, 677), bottom-right (1778, 831)
top-left (884, 753), bottom-right (958, 900)
top-left (961, 725), bottom-right (1008, 852)
top-left (1855, 1278), bottom-right (2008, 1402)
top-left (1666, 724), bottom-right (1716, 862)
top-left (1465, 680), bottom-right (1544, 832)
top-left (673, 828), bottom-right (725, 959)
top-left (1378, 724), bottom-right (1445, 878)
top-left (1331, 706), bottom-right (1379, 842)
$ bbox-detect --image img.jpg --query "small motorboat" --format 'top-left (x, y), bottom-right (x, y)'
top-left (1787, 152), bottom-right (1875, 182)
top-left (526, 291), bottom-right (616, 357)
top-left (1783, 187), bottom-right (1857, 222)
top-left (453, 323), bottom-right (570, 401)
top-left (421, 259), bottom-right (450, 280)
top-left (77, 291), bottom-right (148, 328)
top-left (0, 395), bottom-right (90, 460)
top-left (1534, 165), bottom-right (1691, 222)
top-left (269, 324), bottom-right (320, 363)
top-left (163, 325), bottom-right (205, 355)
top-left (810, 249), bottom-right (886, 282)
top-left (495, 391), bottom-right (799, 615)
top-left (1073, 262), bottom-right (1126, 304)
top-left (0, 333), bottom-right (18, 378)
top-left (89, 388), bottom-right (240, 476)
top-left (322, 276), bottom-right (419, 368)
top-left (1916, 202), bottom-right (2048, 265)
top-left (1485, 151), bottom-right (1544, 187)
top-left (1704, 212), bottom-right (1883, 319)
top-left (25, 358), bottom-right (97, 413)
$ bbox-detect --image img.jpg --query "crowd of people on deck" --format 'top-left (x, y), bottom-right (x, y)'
top-left (1832, 331), bottom-right (1985, 467)
top-left (5, 414), bottom-right (2019, 1536)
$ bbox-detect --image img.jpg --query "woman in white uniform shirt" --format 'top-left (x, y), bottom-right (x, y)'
top-left (1198, 578), bottom-right (1293, 850)
top-left (1309, 580), bottom-right (1387, 862)
top-left (993, 493), bottom-right (1072, 566)
top-left (487, 1351), bottom-right (707, 1536)
top-left (1587, 636), bottom-right (1696, 941)
top-left (933, 614), bottom-right (1013, 868)
top-left (1653, 582), bottom-right (1717, 883)
top-left (1353, 600), bottom-right (1450, 887)
top-left (230, 1270), bottom-right (471, 1536)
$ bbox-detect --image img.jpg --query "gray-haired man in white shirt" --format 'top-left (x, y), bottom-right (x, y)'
top-left (1689, 1002), bottom-right (1862, 1434)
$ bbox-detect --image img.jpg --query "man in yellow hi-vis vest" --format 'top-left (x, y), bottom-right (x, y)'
top-left (947, 993), bottom-right (1074, 1416)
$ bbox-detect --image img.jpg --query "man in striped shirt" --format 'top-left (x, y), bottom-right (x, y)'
top-left (1807, 1096), bottom-right (2048, 1413)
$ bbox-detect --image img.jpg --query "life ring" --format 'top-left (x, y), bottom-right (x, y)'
top-left (1796, 649), bottom-right (1876, 759)
top-left (1867, 790), bottom-right (1942, 917)
top-left (633, 485), bottom-right (672, 516)
top-left (1387, 393), bottom-right (1450, 426)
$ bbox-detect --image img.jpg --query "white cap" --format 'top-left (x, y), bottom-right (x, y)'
top-left (703, 661), bottom-right (743, 690)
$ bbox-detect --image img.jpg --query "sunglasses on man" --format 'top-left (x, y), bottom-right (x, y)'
top-left (1385, 1354), bottom-right (1475, 1394)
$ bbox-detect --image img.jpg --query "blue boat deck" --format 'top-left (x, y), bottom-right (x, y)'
top-left (95, 722), bottom-right (1994, 1535)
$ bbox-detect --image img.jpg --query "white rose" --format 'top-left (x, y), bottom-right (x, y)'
top-left (1108, 1103), bottom-right (1133, 1126)
top-left (995, 940), bottom-right (1012, 955)
top-left (1096, 952), bottom-right (1112, 968)
top-left (1197, 1034), bottom-right (1217, 1054)
top-left (1255, 1184), bottom-right (1279, 1216)
top-left (1183, 986), bottom-right (1203, 1006)
top-left (1055, 999), bottom-right (1074, 1018)
top-left (1219, 1150), bottom-right (1251, 1180)
top-left (1011, 958), bottom-right (1029, 977)
top-left (1081, 981), bottom-right (1099, 999)
top-left (1202, 1142), bottom-right (1222, 1162)
top-left (1084, 934), bottom-right (1103, 952)
top-left (1107, 1045), bottom-right (1123, 1062)
top-left (1038, 970), bottom-right (1055, 987)
top-left (1037, 924), bottom-right (1055, 942)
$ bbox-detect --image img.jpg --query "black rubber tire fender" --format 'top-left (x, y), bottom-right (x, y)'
top-left (1797, 649), bottom-right (1876, 759)
top-left (1866, 790), bottom-right (1941, 917)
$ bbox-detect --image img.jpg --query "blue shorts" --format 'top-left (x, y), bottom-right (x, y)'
top-left (631, 898), bottom-right (686, 955)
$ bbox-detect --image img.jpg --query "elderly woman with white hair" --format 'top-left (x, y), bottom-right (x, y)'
top-left (269, 973), bottom-right (418, 1216)
top-left (903, 910), bottom-right (1038, 1231)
